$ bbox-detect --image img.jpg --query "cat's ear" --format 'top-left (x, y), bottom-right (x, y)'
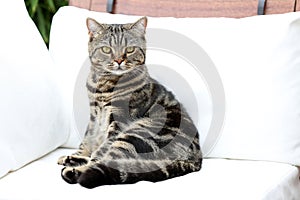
top-left (133, 17), bottom-right (147, 31)
top-left (125, 17), bottom-right (147, 34)
top-left (86, 18), bottom-right (107, 38)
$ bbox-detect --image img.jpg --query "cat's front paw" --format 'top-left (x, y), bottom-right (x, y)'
top-left (57, 155), bottom-right (71, 166)
top-left (57, 155), bottom-right (89, 167)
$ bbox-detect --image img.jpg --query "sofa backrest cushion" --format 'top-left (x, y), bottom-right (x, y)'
top-left (50, 6), bottom-right (300, 166)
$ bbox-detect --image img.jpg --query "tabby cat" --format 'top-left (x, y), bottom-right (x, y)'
top-left (58, 17), bottom-right (202, 189)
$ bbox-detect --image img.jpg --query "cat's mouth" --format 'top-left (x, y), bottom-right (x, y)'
top-left (106, 62), bottom-right (133, 75)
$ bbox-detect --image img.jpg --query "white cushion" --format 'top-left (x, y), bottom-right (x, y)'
top-left (49, 6), bottom-right (300, 166)
top-left (0, 1), bottom-right (69, 178)
top-left (0, 148), bottom-right (300, 199)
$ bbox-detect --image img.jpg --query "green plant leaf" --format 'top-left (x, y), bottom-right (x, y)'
top-left (36, 6), bottom-right (48, 44)
top-left (25, 0), bottom-right (69, 47)
top-left (30, 0), bottom-right (39, 16)
top-left (46, 0), bottom-right (56, 12)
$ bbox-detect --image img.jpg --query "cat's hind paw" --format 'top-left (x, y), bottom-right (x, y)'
top-left (61, 167), bottom-right (81, 184)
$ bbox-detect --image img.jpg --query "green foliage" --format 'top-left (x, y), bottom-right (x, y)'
top-left (25, 0), bottom-right (68, 46)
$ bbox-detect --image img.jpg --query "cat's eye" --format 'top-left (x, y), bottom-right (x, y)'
top-left (126, 46), bottom-right (135, 54)
top-left (101, 46), bottom-right (112, 54)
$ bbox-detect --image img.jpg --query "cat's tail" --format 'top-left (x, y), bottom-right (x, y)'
top-left (61, 157), bottom-right (202, 189)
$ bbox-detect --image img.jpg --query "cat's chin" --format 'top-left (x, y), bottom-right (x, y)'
top-left (108, 69), bottom-right (129, 76)
top-left (91, 67), bottom-right (130, 76)
top-left (105, 68), bottom-right (137, 76)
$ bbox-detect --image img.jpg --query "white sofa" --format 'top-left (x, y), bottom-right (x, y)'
top-left (1, 1), bottom-right (300, 199)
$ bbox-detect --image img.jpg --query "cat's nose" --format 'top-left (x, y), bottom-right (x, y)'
top-left (114, 59), bottom-right (124, 65)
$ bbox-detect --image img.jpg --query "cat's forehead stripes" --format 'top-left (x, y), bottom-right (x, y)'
top-left (109, 24), bottom-right (124, 33)
top-left (107, 24), bottom-right (127, 47)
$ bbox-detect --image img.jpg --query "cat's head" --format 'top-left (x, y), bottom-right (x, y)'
top-left (86, 17), bottom-right (147, 76)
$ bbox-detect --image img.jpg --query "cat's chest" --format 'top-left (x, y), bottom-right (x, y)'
top-left (93, 103), bottom-right (112, 134)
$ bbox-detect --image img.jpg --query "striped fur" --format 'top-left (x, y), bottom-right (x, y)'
top-left (58, 17), bottom-right (202, 188)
